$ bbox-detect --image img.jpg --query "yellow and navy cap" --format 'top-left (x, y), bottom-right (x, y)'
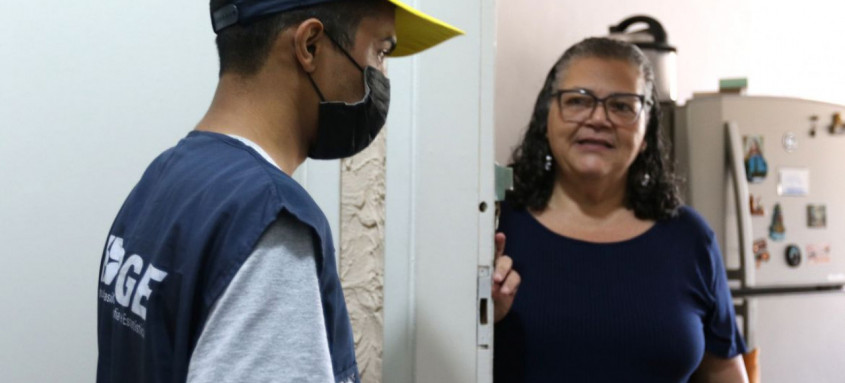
top-left (211, 0), bottom-right (464, 57)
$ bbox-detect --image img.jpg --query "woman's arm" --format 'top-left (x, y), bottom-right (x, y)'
top-left (690, 352), bottom-right (749, 383)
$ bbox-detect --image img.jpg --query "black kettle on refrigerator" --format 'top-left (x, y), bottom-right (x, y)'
top-left (609, 16), bottom-right (677, 103)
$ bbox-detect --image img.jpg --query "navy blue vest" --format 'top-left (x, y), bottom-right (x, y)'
top-left (97, 131), bottom-right (359, 383)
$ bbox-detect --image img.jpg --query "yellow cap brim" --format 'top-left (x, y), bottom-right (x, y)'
top-left (388, 0), bottom-right (465, 57)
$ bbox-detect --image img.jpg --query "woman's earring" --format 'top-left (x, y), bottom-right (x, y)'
top-left (640, 172), bottom-right (651, 187)
top-left (544, 155), bottom-right (553, 172)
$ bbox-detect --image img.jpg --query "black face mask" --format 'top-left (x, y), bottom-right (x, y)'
top-left (306, 38), bottom-right (391, 160)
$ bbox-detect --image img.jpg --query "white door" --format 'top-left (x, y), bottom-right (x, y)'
top-left (383, 0), bottom-right (498, 381)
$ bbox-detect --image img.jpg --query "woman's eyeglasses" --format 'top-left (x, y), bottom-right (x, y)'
top-left (552, 88), bottom-right (651, 125)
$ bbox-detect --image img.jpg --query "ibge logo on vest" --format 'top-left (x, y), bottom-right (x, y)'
top-left (99, 235), bottom-right (168, 338)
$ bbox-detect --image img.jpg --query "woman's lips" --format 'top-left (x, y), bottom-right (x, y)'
top-left (575, 138), bottom-right (614, 149)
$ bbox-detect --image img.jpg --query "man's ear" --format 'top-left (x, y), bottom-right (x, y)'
top-left (294, 18), bottom-right (325, 73)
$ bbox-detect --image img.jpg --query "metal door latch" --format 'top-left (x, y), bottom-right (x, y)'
top-left (495, 164), bottom-right (513, 202)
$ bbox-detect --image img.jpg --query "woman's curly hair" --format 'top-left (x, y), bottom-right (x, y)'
top-left (507, 37), bottom-right (681, 221)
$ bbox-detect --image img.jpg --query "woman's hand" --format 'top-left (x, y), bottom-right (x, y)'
top-left (493, 233), bottom-right (521, 323)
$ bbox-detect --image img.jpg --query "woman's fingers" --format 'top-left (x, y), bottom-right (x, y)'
top-left (494, 254), bottom-right (512, 283)
top-left (500, 269), bottom-right (521, 295)
top-left (495, 232), bottom-right (506, 258)
top-left (493, 232), bottom-right (521, 323)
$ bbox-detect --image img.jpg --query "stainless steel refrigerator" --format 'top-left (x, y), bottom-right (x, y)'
top-left (674, 95), bottom-right (845, 382)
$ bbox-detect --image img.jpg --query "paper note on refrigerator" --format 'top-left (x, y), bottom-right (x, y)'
top-left (778, 168), bottom-right (810, 196)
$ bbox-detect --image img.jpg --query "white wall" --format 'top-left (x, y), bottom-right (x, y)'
top-left (0, 2), bottom-right (218, 381)
top-left (495, 0), bottom-right (845, 163)
top-left (0, 2), bottom-right (349, 381)
top-left (2, 0), bottom-right (486, 381)
top-left (745, 0), bottom-right (845, 106)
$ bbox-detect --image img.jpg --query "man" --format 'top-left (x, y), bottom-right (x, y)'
top-left (96, 1), bottom-right (462, 382)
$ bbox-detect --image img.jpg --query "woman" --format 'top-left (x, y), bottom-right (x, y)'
top-left (492, 38), bottom-right (748, 382)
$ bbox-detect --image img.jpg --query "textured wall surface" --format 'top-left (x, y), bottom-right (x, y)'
top-left (494, 0), bottom-right (754, 163)
top-left (340, 129), bottom-right (386, 383)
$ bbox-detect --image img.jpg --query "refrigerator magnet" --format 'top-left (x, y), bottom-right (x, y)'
top-left (743, 135), bottom-right (768, 183)
top-left (785, 244), bottom-right (802, 267)
top-left (830, 112), bottom-right (845, 135)
top-left (777, 168), bottom-right (810, 196)
top-left (807, 204), bottom-right (827, 228)
top-left (782, 132), bottom-right (798, 152)
top-left (769, 203), bottom-right (786, 241)
top-left (750, 195), bottom-right (765, 216)
top-left (809, 115), bottom-right (819, 137)
top-left (753, 238), bottom-right (770, 267)
top-left (807, 243), bottom-right (831, 264)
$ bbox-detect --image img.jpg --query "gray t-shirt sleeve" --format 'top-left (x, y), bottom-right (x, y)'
top-left (186, 214), bottom-right (334, 383)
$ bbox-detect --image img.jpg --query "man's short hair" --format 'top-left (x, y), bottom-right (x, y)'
top-left (210, 0), bottom-right (382, 76)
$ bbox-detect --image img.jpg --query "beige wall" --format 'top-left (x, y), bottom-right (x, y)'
top-left (495, 0), bottom-right (845, 164)
top-left (341, 130), bottom-right (387, 383)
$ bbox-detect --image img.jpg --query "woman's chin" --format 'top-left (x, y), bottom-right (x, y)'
top-left (568, 168), bottom-right (611, 181)
top-left (568, 161), bottom-right (613, 179)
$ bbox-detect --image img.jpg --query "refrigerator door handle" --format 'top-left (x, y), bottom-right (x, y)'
top-left (725, 122), bottom-right (756, 287)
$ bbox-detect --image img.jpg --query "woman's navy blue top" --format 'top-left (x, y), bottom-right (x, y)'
top-left (494, 203), bottom-right (746, 382)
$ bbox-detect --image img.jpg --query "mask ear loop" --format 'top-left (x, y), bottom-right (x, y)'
top-left (307, 31), bottom-right (366, 103)
top-left (324, 31), bottom-right (365, 73)
top-left (307, 73), bottom-right (327, 102)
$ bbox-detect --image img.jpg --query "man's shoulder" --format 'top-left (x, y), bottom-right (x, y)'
top-left (170, 131), bottom-right (280, 179)
top-left (152, 131), bottom-right (305, 199)
top-left (124, 131), bottom-right (324, 237)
